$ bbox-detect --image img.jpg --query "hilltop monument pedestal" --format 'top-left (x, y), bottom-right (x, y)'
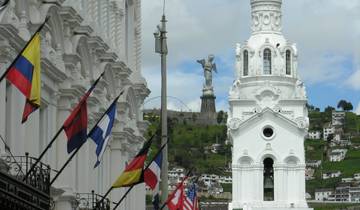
top-left (200, 91), bottom-right (216, 125)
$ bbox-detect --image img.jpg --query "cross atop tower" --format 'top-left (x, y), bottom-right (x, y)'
top-left (251, 0), bottom-right (282, 34)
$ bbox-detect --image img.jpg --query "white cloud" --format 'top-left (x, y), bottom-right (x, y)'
top-left (356, 102), bottom-right (360, 115)
top-left (346, 69), bottom-right (360, 90)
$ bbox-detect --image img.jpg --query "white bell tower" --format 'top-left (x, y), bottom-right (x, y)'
top-left (228, 0), bottom-right (313, 209)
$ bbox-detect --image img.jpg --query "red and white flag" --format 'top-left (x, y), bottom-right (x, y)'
top-left (167, 181), bottom-right (185, 210)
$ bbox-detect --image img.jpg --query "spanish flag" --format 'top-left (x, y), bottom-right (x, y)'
top-left (5, 20), bottom-right (47, 123)
top-left (112, 135), bottom-right (155, 188)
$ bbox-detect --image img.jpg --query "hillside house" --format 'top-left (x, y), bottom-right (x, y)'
top-left (315, 188), bottom-right (334, 201)
top-left (323, 123), bottom-right (335, 140)
top-left (308, 131), bottom-right (322, 140)
top-left (306, 160), bottom-right (322, 168)
top-left (328, 183), bottom-right (360, 202)
top-left (329, 149), bottom-right (347, 162)
top-left (323, 171), bottom-right (342, 179)
top-left (332, 111), bottom-right (346, 126)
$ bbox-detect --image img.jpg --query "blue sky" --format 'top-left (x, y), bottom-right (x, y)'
top-left (141, 0), bottom-right (360, 113)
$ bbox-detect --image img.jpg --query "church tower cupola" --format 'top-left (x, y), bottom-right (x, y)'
top-left (251, 0), bottom-right (282, 34)
top-left (228, 1), bottom-right (312, 209)
top-left (234, 0), bottom-right (299, 80)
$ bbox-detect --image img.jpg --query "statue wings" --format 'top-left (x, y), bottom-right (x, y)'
top-left (196, 59), bottom-right (206, 67)
top-left (213, 63), bottom-right (217, 73)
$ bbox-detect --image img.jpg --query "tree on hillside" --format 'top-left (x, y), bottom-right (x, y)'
top-left (337, 100), bottom-right (347, 110)
top-left (217, 111), bottom-right (225, 124)
top-left (307, 103), bottom-right (320, 112)
top-left (337, 100), bottom-right (353, 111)
top-left (344, 102), bottom-right (353, 111)
top-left (324, 106), bottom-right (335, 113)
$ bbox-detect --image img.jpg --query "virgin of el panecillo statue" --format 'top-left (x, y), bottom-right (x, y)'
top-left (197, 54), bottom-right (217, 90)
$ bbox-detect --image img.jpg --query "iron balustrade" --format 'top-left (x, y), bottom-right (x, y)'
top-left (2, 152), bottom-right (51, 194)
top-left (0, 153), bottom-right (51, 210)
top-left (75, 190), bottom-right (111, 210)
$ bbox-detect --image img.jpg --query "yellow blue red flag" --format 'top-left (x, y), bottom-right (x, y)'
top-left (5, 20), bottom-right (46, 123)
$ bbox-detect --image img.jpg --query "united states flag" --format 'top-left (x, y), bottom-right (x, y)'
top-left (183, 184), bottom-right (199, 210)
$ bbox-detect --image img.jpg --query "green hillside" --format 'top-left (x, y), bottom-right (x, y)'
top-left (144, 109), bottom-right (360, 201)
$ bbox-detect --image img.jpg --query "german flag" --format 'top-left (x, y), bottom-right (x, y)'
top-left (112, 135), bottom-right (154, 188)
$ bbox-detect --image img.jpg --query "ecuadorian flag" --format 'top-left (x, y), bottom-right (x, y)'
top-left (112, 136), bottom-right (154, 188)
top-left (6, 32), bottom-right (41, 123)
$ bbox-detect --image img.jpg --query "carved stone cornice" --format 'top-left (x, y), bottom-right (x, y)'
top-left (0, 24), bottom-right (24, 51)
top-left (133, 83), bottom-right (150, 102)
top-left (63, 53), bottom-right (81, 67)
top-left (59, 6), bottom-right (83, 28)
top-left (0, 40), bottom-right (16, 63)
top-left (87, 95), bottom-right (101, 109)
top-left (41, 58), bottom-right (68, 83)
top-left (99, 52), bottom-right (118, 63)
top-left (137, 121), bottom-right (150, 135)
top-left (73, 25), bottom-right (93, 36)
top-left (88, 36), bottom-right (109, 56)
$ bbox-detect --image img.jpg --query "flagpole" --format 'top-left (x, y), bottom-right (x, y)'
top-left (111, 137), bottom-right (169, 210)
top-left (154, 6), bottom-right (169, 207)
top-left (50, 90), bottom-right (124, 186)
top-left (50, 146), bottom-right (80, 185)
top-left (112, 186), bottom-right (134, 210)
top-left (159, 169), bottom-right (193, 210)
top-left (0, 16), bottom-right (49, 83)
top-left (24, 72), bottom-right (106, 181)
top-left (23, 126), bottom-right (63, 181)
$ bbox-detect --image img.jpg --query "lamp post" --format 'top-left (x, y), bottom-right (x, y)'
top-left (154, 14), bottom-right (168, 208)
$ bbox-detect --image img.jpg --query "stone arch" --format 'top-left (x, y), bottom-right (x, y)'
top-left (284, 155), bottom-right (300, 166)
top-left (258, 43), bottom-right (277, 58)
top-left (44, 6), bottom-right (65, 52)
top-left (123, 86), bottom-right (138, 121)
top-left (103, 64), bottom-right (117, 97)
top-left (75, 36), bottom-right (93, 79)
top-left (257, 150), bottom-right (280, 165)
top-left (238, 156), bottom-right (254, 166)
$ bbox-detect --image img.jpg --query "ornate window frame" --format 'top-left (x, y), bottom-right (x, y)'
top-left (259, 42), bottom-right (276, 76)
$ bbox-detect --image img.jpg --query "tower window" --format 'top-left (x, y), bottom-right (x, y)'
top-left (286, 50), bottom-right (291, 75)
top-left (263, 49), bottom-right (272, 75)
top-left (263, 158), bottom-right (274, 201)
top-left (263, 127), bottom-right (274, 138)
top-left (243, 50), bottom-right (249, 76)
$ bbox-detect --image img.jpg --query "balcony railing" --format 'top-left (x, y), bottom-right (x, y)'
top-left (75, 191), bottom-right (111, 210)
top-left (2, 152), bottom-right (51, 194)
top-left (0, 153), bottom-right (51, 210)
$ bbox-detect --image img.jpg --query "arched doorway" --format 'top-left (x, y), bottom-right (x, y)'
top-left (263, 157), bottom-right (274, 201)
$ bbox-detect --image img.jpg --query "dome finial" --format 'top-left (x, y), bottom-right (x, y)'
top-left (250, 0), bottom-right (283, 34)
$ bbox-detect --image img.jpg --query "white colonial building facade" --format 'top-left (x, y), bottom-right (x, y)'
top-left (227, 0), bottom-right (312, 209)
top-left (0, 0), bottom-right (149, 209)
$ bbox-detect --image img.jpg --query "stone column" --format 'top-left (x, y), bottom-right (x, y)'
top-left (25, 110), bottom-right (40, 156)
top-left (76, 137), bottom-right (90, 193)
top-left (0, 44), bottom-right (13, 155)
top-left (0, 76), bottom-right (5, 155)
top-left (54, 94), bottom-right (76, 208)
top-left (299, 165), bottom-right (307, 206)
top-left (109, 132), bottom-right (127, 209)
top-left (7, 86), bottom-right (26, 156)
top-left (254, 166), bottom-right (263, 203)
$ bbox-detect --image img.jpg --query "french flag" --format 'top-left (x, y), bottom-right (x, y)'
top-left (144, 152), bottom-right (162, 209)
